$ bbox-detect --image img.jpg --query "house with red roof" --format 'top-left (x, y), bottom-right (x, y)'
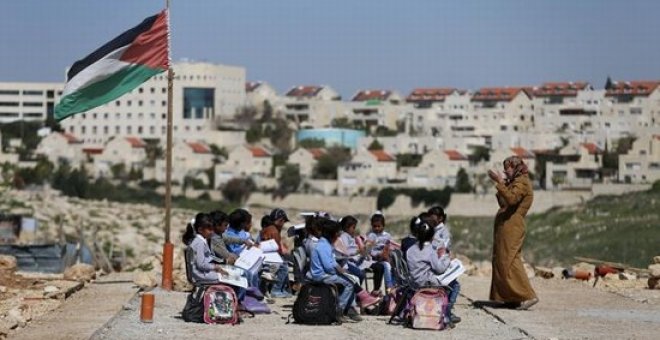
top-left (545, 142), bottom-right (604, 189)
top-left (406, 149), bottom-right (470, 188)
top-left (245, 81), bottom-right (279, 109)
top-left (471, 87), bottom-right (535, 134)
top-left (337, 148), bottom-right (399, 196)
top-left (281, 85), bottom-right (343, 128)
top-left (35, 132), bottom-right (85, 166)
top-left (602, 80), bottom-right (660, 133)
top-left (288, 147), bottom-right (326, 178)
top-left (406, 88), bottom-right (474, 137)
top-left (93, 136), bottom-right (147, 177)
top-left (345, 89), bottom-right (403, 132)
top-left (618, 134), bottom-right (660, 184)
top-left (214, 144), bottom-right (273, 187)
top-left (153, 140), bottom-right (214, 185)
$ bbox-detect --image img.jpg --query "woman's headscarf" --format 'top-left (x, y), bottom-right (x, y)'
top-left (503, 155), bottom-right (528, 184)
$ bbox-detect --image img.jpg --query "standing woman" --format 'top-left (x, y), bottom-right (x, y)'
top-left (487, 155), bottom-right (538, 310)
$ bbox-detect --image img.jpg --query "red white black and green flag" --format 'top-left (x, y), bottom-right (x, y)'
top-left (55, 9), bottom-right (169, 121)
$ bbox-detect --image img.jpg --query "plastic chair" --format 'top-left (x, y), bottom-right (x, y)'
top-left (184, 246), bottom-right (219, 287)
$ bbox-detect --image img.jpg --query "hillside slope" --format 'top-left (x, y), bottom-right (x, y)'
top-left (448, 185), bottom-right (660, 268)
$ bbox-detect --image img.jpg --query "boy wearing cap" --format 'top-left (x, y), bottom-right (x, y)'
top-left (261, 208), bottom-right (292, 298)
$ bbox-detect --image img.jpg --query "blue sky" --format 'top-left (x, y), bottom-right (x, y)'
top-left (1, 0), bottom-right (660, 97)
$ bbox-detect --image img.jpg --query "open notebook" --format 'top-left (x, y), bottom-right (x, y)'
top-left (435, 259), bottom-right (465, 286)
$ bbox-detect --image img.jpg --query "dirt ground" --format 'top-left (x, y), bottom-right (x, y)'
top-left (86, 276), bottom-right (660, 340)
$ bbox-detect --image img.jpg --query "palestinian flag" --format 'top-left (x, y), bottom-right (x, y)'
top-left (55, 9), bottom-right (169, 121)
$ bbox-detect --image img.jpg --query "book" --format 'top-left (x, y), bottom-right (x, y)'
top-left (263, 252), bottom-right (283, 264)
top-left (436, 259), bottom-right (465, 286)
top-left (259, 239), bottom-right (279, 253)
top-left (216, 265), bottom-right (248, 289)
top-left (234, 247), bottom-right (264, 271)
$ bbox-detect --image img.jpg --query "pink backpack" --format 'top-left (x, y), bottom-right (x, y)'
top-left (407, 288), bottom-right (449, 330)
top-left (203, 285), bottom-right (239, 325)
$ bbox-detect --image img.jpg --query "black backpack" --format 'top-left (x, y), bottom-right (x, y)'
top-left (182, 286), bottom-right (205, 323)
top-left (290, 282), bottom-right (341, 325)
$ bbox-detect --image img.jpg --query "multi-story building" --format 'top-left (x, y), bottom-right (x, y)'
top-left (93, 137), bottom-right (148, 177)
top-left (214, 145), bottom-right (272, 187)
top-left (35, 132), bottom-right (84, 166)
top-left (545, 142), bottom-right (603, 189)
top-left (0, 83), bottom-right (62, 123)
top-left (471, 87), bottom-right (535, 135)
top-left (406, 88), bottom-right (473, 137)
top-left (603, 80), bottom-right (660, 138)
top-left (618, 134), bottom-right (660, 184)
top-left (345, 90), bottom-right (404, 131)
top-left (154, 140), bottom-right (214, 185)
top-left (288, 147), bottom-right (326, 178)
top-left (532, 82), bottom-right (602, 133)
top-left (337, 149), bottom-right (397, 196)
top-left (406, 149), bottom-right (470, 188)
top-left (60, 61), bottom-right (246, 145)
top-left (280, 85), bottom-right (343, 128)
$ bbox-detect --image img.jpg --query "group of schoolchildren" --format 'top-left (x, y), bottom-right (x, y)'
top-left (183, 205), bottom-right (462, 326)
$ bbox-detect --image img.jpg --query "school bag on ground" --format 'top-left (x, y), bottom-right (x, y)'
top-left (182, 286), bottom-right (205, 323)
top-left (407, 287), bottom-right (449, 330)
top-left (290, 282), bottom-right (341, 325)
top-left (241, 295), bottom-right (271, 314)
top-left (203, 284), bottom-right (240, 325)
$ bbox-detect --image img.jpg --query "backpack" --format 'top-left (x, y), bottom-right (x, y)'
top-left (290, 282), bottom-right (341, 325)
top-left (182, 286), bottom-right (205, 323)
top-left (203, 284), bottom-right (240, 325)
top-left (407, 288), bottom-right (449, 330)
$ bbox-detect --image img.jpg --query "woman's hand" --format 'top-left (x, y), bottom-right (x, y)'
top-left (488, 169), bottom-right (504, 185)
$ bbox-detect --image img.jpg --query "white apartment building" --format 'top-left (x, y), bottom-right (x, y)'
top-left (0, 82), bottom-right (62, 123)
top-left (337, 149), bottom-right (397, 196)
top-left (532, 82), bottom-right (603, 133)
top-left (345, 90), bottom-right (405, 132)
top-left (214, 145), bottom-right (272, 187)
top-left (406, 149), bottom-right (470, 188)
top-left (407, 88), bottom-right (474, 137)
top-left (602, 81), bottom-right (660, 138)
top-left (245, 81), bottom-right (279, 109)
top-left (545, 142), bottom-right (603, 189)
top-left (470, 87), bottom-right (535, 135)
top-left (618, 134), bottom-right (660, 184)
top-left (34, 132), bottom-right (84, 166)
top-left (357, 135), bottom-right (441, 155)
top-left (280, 85), bottom-right (343, 128)
top-left (60, 61), bottom-right (246, 145)
top-left (288, 147), bottom-right (326, 178)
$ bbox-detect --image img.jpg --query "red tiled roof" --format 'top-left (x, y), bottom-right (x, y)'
top-left (125, 137), bottom-right (146, 148)
top-left (306, 148), bottom-right (326, 160)
top-left (352, 90), bottom-right (392, 102)
top-left (187, 142), bottom-right (211, 154)
top-left (247, 146), bottom-right (270, 158)
top-left (472, 87), bottom-right (530, 102)
top-left (533, 82), bottom-right (590, 97)
top-left (286, 86), bottom-right (323, 98)
top-left (245, 81), bottom-right (262, 92)
top-left (82, 147), bottom-right (103, 155)
top-left (606, 81), bottom-right (660, 97)
top-left (444, 150), bottom-right (467, 161)
top-left (511, 147), bottom-right (535, 159)
top-left (406, 88), bottom-right (463, 103)
top-left (369, 150), bottom-right (395, 162)
top-left (60, 132), bottom-right (81, 144)
top-left (581, 143), bottom-right (602, 155)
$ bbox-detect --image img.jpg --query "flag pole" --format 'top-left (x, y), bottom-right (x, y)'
top-left (161, 0), bottom-right (174, 291)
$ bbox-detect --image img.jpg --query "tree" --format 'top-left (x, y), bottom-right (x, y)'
top-left (221, 177), bottom-right (256, 204)
top-left (209, 144), bottom-right (228, 163)
top-left (234, 105), bottom-right (259, 129)
top-left (470, 146), bottom-right (490, 163)
top-left (454, 168), bottom-right (473, 193)
top-left (262, 100), bottom-right (273, 122)
top-left (331, 117), bottom-right (353, 129)
top-left (377, 187), bottom-right (397, 210)
top-left (269, 118), bottom-right (294, 153)
top-left (277, 164), bottom-right (301, 195)
top-left (396, 153), bottom-right (423, 168)
top-left (298, 138), bottom-right (326, 149)
top-left (245, 126), bottom-right (262, 144)
top-left (110, 163), bottom-right (127, 180)
top-left (313, 146), bottom-right (351, 180)
top-left (373, 126), bottom-right (397, 137)
top-left (367, 139), bottom-right (384, 151)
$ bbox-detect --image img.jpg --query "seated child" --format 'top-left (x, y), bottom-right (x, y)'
top-left (260, 208), bottom-right (292, 298)
top-left (183, 213), bottom-right (246, 298)
top-left (427, 206), bottom-right (461, 323)
top-left (336, 216), bottom-right (366, 283)
top-left (209, 210), bottom-right (248, 265)
top-left (406, 215), bottom-right (461, 324)
top-left (308, 218), bottom-right (362, 322)
top-left (224, 208), bottom-right (254, 256)
top-left (366, 212), bottom-right (395, 294)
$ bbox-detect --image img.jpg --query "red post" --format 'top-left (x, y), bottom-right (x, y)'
top-left (161, 242), bottom-right (174, 290)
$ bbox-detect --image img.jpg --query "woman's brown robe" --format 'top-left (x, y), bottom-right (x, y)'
top-left (489, 175), bottom-right (537, 303)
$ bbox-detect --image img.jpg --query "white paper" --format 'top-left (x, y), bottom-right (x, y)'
top-left (216, 265), bottom-right (248, 288)
top-left (343, 273), bottom-right (360, 285)
top-left (259, 239), bottom-right (279, 253)
top-left (436, 259), bottom-right (465, 286)
top-left (263, 252), bottom-right (283, 264)
top-left (234, 247), bottom-right (264, 271)
top-left (358, 259), bottom-right (375, 270)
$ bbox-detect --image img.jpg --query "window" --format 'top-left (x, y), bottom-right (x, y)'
top-left (22, 90), bottom-right (43, 95)
top-left (69, 126), bottom-right (74, 133)
top-left (115, 113), bottom-right (120, 119)
top-left (0, 102), bottom-right (19, 106)
top-left (138, 126), bottom-right (143, 134)
top-left (138, 113), bottom-right (144, 119)
top-left (162, 88), bottom-right (166, 94)
top-left (127, 126), bottom-right (132, 134)
top-left (116, 100), bottom-right (120, 106)
top-left (150, 113), bottom-right (155, 119)
top-left (82, 126), bottom-right (86, 134)
top-left (138, 100), bottom-right (143, 106)
top-left (149, 126), bottom-right (155, 134)
top-left (150, 88), bottom-right (155, 94)
top-left (0, 113), bottom-right (19, 117)
top-left (24, 112), bottom-right (42, 118)
top-left (127, 100), bottom-right (132, 106)
top-left (183, 87), bottom-right (215, 119)
top-left (23, 101), bottom-right (43, 107)
top-left (92, 113), bottom-right (97, 119)
top-left (103, 126), bottom-right (108, 135)
top-left (138, 88), bottom-right (143, 93)
top-left (127, 113), bottom-right (132, 119)
top-left (115, 126), bottom-right (120, 134)
top-left (162, 100), bottom-right (166, 106)
top-left (92, 126), bottom-right (97, 134)
top-left (0, 90), bottom-right (19, 95)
